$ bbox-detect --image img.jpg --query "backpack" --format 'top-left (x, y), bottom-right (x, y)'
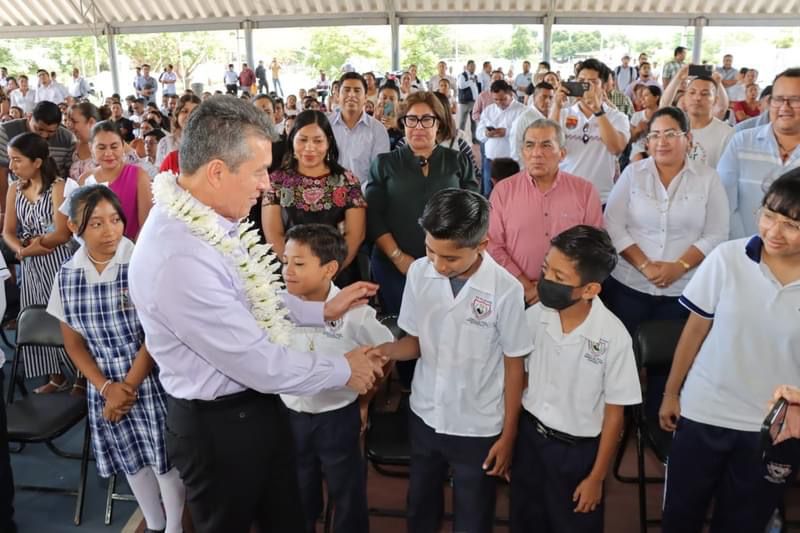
top-left (615, 66), bottom-right (636, 83)
top-left (458, 72), bottom-right (477, 104)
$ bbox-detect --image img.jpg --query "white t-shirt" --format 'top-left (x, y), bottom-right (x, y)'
top-left (727, 83), bottom-right (746, 102)
top-left (604, 157), bottom-right (730, 297)
top-left (223, 71), bottom-right (239, 85)
top-left (558, 103), bottom-right (632, 203)
top-left (281, 285), bottom-right (393, 414)
top-left (678, 237), bottom-right (800, 432)
top-left (689, 118), bottom-right (734, 169)
top-left (629, 109), bottom-right (650, 156)
top-left (399, 252), bottom-right (533, 437)
top-left (522, 298), bottom-right (642, 437)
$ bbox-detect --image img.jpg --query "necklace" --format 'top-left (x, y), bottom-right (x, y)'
top-left (151, 172), bottom-right (293, 346)
top-left (86, 251), bottom-right (113, 265)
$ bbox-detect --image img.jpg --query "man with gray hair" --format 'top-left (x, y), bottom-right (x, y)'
top-left (487, 119), bottom-right (604, 304)
top-left (128, 95), bottom-right (385, 532)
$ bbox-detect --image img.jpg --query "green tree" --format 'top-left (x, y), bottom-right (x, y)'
top-left (551, 31), bottom-right (602, 61)
top-left (773, 31), bottom-right (794, 49)
top-left (401, 26), bottom-right (452, 78)
top-left (30, 36), bottom-right (107, 75)
top-left (502, 25), bottom-right (539, 60)
top-left (302, 29), bottom-right (385, 77)
top-left (117, 32), bottom-right (223, 88)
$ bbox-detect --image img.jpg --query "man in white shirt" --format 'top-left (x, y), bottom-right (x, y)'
top-left (34, 69), bottom-right (66, 105)
top-left (159, 64), bottom-right (178, 96)
top-left (614, 55), bottom-right (637, 94)
top-left (680, 75), bottom-right (734, 168)
top-left (514, 61), bottom-right (533, 102)
top-left (727, 67), bottom-right (755, 103)
top-left (717, 54), bottom-right (738, 96)
top-left (330, 72), bottom-right (390, 188)
top-left (477, 61), bottom-right (492, 96)
top-left (550, 58), bottom-right (630, 203)
top-left (476, 80), bottom-right (527, 196)
top-left (428, 61), bottom-right (456, 100)
top-left (456, 60), bottom-right (481, 143)
top-left (68, 68), bottom-right (90, 99)
top-left (9, 75), bottom-right (36, 115)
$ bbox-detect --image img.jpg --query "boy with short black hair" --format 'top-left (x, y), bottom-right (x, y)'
top-left (280, 223), bottom-right (393, 533)
top-left (490, 157), bottom-right (520, 187)
top-left (371, 188), bottom-right (532, 533)
top-left (510, 225), bottom-right (641, 532)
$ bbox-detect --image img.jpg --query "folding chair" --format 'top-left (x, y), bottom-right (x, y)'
top-left (104, 474), bottom-right (137, 525)
top-left (365, 315), bottom-right (411, 520)
top-left (632, 319), bottom-right (686, 533)
top-left (5, 305), bottom-right (91, 525)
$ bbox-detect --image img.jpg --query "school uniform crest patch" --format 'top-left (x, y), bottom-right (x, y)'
top-left (471, 296), bottom-right (492, 320)
top-left (583, 338), bottom-right (608, 365)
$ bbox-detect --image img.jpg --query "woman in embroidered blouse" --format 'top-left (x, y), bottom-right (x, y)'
top-left (47, 185), bottom-right (185, 533)
top-left (262, 110), bottom-right (366, 283)
top-left (603, 106), bottom-right (729, 418)
top-left (79, 121), bottom-right (152, 241)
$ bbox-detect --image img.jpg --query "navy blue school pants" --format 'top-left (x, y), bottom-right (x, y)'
top-left (510, 411), bottom-right (603, 533)
top-left (287, 401), bottom-right (368, 533)
top-left (407, 411), bottom-right (498, 533)
top-left (663, 417), bottom-right (800, 533)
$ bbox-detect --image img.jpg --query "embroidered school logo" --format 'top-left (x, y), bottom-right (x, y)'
top-left (583, 338), bottom-right (608, 365)
top-left (471, 296), bottom-right (492, 320)
top-left (325, 319), bottom-right (344, 339)
top-left (565, 115), bottom-right (579, 130)
top-left (765, 461), bottom-right (793, 484)
top-left (119, 288), bottom-right (135, 311)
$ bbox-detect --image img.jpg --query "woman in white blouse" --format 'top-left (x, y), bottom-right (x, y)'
top-left (603, 107), bottom-right (729, 411)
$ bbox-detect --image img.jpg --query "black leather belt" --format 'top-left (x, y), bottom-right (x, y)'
top-left (168, 389), bottom-right (268, 411)
top-left (526, 410), bottom-right (598, 445)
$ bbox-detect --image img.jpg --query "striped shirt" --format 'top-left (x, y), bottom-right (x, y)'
top-left (0, 119), bottom-right (76, 178)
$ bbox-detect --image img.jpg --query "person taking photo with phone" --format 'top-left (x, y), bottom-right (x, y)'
top-left (657, 168), bottom-right (800, 533)
top-left (549, 58), bottom-right (630, 205)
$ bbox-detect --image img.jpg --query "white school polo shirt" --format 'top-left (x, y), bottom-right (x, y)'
top-left (522, 298), bottom-right (642, 437)
top-left (558, 103), bottom-right (631, 203)
top-left (398, 252), bottom-right (533, 437)
top-left (678, 237), bottom-right (800, 432)
top-left (281, 284), bottom-right (394, 414)
top-left (688, 117), bottom-right (734, 169)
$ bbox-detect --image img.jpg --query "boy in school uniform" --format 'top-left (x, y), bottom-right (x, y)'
top-left (370, 188), bottom-right (533, 533)
top-left (280, 223), bottom-right (394, 533)
top-left (510, 225), bottom-right (642, 533)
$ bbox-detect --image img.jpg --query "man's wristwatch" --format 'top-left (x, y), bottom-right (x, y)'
top-left (593, 108), bottom-right (606, 117)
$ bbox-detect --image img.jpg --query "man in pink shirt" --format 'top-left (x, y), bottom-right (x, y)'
top-left (488, 118), bottom-right (604, 304)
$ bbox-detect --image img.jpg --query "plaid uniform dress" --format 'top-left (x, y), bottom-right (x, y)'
top-left (58, 263), bottom-right (170, 477)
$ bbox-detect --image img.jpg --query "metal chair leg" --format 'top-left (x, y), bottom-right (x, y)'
top-left (73, 421), bottom-right (90, 525)
top-left (105, 474), bottom-right (117, 525)
top-left (637, 424), bottom-right (648, 533)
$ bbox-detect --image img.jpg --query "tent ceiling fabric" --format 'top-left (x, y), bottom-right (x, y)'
top-left (0, 0), bottom-right (797, 34)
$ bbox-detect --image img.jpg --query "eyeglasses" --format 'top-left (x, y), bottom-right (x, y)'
top-left (401, 115), bottom-right (437, 129)
top-left (758, 208), bottom-right (800, 235)
top-left (769, 96), bottom-right (800, 109)
top-left (645, 130), bottom-right (687, 142)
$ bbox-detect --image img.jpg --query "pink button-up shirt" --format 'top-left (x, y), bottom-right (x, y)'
top-left (488, 170), bottom-right (604, 281)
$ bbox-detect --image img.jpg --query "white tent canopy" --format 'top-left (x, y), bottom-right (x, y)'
top-left (1, 0), bottom-right (795, 93)
top-left (1, 0), bottom-right (798, 37)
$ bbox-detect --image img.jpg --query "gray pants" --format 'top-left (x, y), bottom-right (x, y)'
top-left (457, 101), bottom-right (477, 143)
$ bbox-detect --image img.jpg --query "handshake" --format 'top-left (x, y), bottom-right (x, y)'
top-left (344, 343), bottom-right (395, 394)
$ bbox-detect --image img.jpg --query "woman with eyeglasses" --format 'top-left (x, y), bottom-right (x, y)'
top-left (603, 106), bottom-right (729, 417)
top-left (658, 168), bottom-right (800, 533)
top-left (365, 91), bottom-right (478, 315)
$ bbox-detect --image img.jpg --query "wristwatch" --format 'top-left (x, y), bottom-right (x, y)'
top-left (593, 108), bottom-right (606, 117)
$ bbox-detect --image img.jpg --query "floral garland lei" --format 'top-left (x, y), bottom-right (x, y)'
top-left (152, 172), bottom-right (292, 346)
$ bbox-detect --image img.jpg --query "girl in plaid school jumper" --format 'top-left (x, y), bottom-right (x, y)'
top-left (46, 185), bottom-right (185, 533)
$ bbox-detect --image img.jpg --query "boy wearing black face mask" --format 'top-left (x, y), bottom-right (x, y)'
top-left (509, 225), bottom-right (641, 533)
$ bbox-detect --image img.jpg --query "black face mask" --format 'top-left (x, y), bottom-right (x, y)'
top-left (538, 278), bottom-right (582, 310)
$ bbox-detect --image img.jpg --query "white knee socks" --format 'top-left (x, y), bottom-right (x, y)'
top-left (125, 467), bottom-right (185, 533)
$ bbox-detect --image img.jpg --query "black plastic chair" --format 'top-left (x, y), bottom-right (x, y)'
top-left (632, 319), bottom-right (686, 533)
top-left (5, 305), bottom-right (90, 525)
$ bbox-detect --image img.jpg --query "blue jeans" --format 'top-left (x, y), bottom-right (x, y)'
top-left (482, 153), bottom-right (493, 198)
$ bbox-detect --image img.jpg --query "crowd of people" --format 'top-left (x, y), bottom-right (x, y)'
top-left (0, 46), bottom-right (798, 533)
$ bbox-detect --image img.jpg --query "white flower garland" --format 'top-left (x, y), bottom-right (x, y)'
top-left (152, 172), bottom-right (293, 346)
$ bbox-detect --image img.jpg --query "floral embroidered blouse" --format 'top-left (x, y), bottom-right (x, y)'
top-left (263, 168), bottom-right (367, 231)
